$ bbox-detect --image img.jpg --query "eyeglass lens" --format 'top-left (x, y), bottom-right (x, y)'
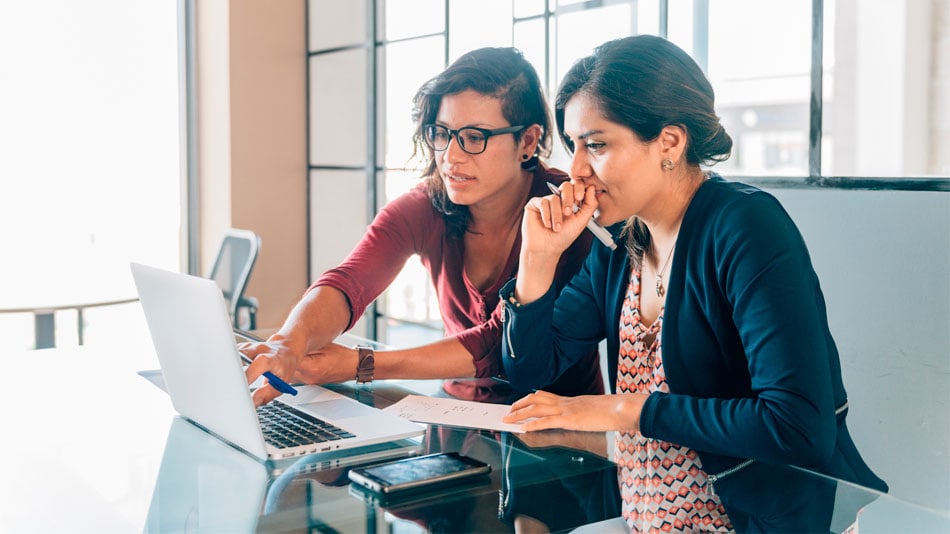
top-left (425, 125), bottom-right (489, 154)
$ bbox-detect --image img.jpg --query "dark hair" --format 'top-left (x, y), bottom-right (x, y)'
top-left (554, 35), bottom-right (733, 265)
top-left (412, 47), bottom-right (553, 238)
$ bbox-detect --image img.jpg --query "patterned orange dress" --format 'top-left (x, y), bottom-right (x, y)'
top-left (615, 269), bottom-right (733, 533)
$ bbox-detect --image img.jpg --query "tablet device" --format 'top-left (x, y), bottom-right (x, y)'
top-left (347, 452), bottom-right (490, 494)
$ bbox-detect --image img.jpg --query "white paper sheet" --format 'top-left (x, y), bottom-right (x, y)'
top-left (383, 394), bottom-right (525, 433)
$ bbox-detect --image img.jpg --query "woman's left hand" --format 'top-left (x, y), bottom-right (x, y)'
top-left (502, 390), bottom-right (648, 433)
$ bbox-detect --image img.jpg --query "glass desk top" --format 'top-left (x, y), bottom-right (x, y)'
top-left (1, 340), bottom-right (946, 533)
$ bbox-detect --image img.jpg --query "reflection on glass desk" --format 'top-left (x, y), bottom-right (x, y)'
top-left (0, 341), bottom-right (947, 533)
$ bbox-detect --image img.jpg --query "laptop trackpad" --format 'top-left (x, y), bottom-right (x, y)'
top-left (298, 399), bottom-right (371, 421)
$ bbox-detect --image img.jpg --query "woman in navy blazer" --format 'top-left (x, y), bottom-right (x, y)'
top-left (500, 35), bottom-right (886, 532)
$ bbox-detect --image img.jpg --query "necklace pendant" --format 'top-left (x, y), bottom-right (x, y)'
top-left (655, 276), bottom-right (665, 297)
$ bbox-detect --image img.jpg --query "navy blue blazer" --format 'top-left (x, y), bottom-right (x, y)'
top-left (500, 176), bottom-right (887, 497)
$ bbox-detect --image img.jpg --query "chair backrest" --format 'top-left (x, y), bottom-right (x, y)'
top-left (207, 229), bottom-right (260, 326)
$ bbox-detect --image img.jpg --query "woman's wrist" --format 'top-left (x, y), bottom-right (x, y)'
top-left (615, 393), bottom-right (646, 433)
top-left (513, 253), bottom-right (559, 305)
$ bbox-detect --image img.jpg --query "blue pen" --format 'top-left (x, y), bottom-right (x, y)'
top-left (240, 354), bottom-right (298, 396)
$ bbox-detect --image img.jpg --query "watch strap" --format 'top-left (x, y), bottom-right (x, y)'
top-left (355, 345), bottom-right (375, 383)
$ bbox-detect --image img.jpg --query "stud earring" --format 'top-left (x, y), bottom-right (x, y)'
top-left (522, 154), bottom-right (530, 161)
top-left (661, 158), bottom-right (675, 171)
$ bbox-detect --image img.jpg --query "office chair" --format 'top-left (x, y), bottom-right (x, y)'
top-left (207, 228), bottom-right (261, 330)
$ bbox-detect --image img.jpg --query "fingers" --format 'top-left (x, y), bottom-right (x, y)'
top-left (528, 196), bottom-right (563, 232)
top-left (252, 384), bottom-right (281, 407)
top-left (521, 416), bottom-right (569, 432)
top-left (547, 194), bottom-right (565, 231)
top-left (578, 184), bottom-right (599, 216)
top-left (504, 391), bottom-right (591, 432)
top-left (504, 402), bottom-right (560, 423)
top-left (237, 341), bottom-right (270, 358)
top-left (503, 391), bottom-right (561, 423)
top-left (572, 181), bottom-right (587, 206)
top-left (243, 350), bottom-right (284, 407)
top-left (510, 390), bottom-right (558, 410)
top-left (243, 356), bottom-right (267, 394)
top-left (504, 407), bottom-right (570, 432)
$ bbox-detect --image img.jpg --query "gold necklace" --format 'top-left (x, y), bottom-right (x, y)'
top-left (655, 242), bottom-right (676, 297)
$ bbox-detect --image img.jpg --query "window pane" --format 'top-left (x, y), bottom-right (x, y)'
top-left (449, 0), bottom-right (514, 60)
top-left (383, 0), bottom-right (445, 41)
top-left (308, 0), bottom-right (367, 51)
top-left (514, 0), bottom-right (546, 18)
top-left (513, 18), bottom-right (548, 90)
top-left (667, 0), bottom-right (695, 56)
top-left (309, 50), bottom-right (368, 166)
top-left (708, 0), bottom-right (811, 176)
top-left (381, 257), bottom-right (442, 323)
top-left (554, 4), bottom-right (634, 94)
top-left (822, 0), bottom-right (949, 176)
top-left (308, 169), bottom-right (369, 278)
top-left (381, 36), bottom-right (446, 169)
top-left (636, 0), bottom-right (661, 37)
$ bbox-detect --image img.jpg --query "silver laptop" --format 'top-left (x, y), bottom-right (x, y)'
top-left (130, 262), bottom-right (424, 462)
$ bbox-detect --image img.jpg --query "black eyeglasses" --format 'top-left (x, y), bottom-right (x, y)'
top-left (422, 124), bottom-right (525, 155)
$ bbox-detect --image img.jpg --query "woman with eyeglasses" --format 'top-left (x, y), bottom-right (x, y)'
top-left (241, 47), bottom-right (603, 406)
top-left (500, 35), bottom-right (887, 532)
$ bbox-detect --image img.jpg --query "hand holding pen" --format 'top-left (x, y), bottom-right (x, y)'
top-left (234, 328), bottom-right (299, 397)
top-left (546, 182), bottom-right (616, 250)
top-left (240, 353), bottom-right (298, 396)
top-left (515, 181), bottom-right (613, 306)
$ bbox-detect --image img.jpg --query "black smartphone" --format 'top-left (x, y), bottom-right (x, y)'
top-left (347, 452), bottom-right (490, 495)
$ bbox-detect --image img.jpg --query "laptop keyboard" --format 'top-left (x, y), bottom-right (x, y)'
top-left (257, 402), bottom-right (356, 449)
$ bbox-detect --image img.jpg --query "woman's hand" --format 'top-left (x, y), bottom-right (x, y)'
top-left (502, 390), bottom-right (648, 433)
top-left (515, 181), bottom-right (600, 304)
top-left (238, 335), bottom-right (307, 406)
top-left (521, 180), bottom-right (600, 261)
top-left (239, 337), bottom-right (359, 407)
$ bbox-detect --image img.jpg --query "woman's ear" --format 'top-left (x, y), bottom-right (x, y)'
top-left (658, 124), bottom-right (689, 163)
top-left (520, 124), bottom-right (543, 158)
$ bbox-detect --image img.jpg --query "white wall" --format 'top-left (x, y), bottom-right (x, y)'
top-left (766, 186), bottom-right (950, 511)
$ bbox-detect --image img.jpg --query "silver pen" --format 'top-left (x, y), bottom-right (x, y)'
top-left (546, 182), bottom-right (617, 250)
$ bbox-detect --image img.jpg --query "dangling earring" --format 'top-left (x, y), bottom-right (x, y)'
top-left (661, 158), bottom-right (675, 171)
